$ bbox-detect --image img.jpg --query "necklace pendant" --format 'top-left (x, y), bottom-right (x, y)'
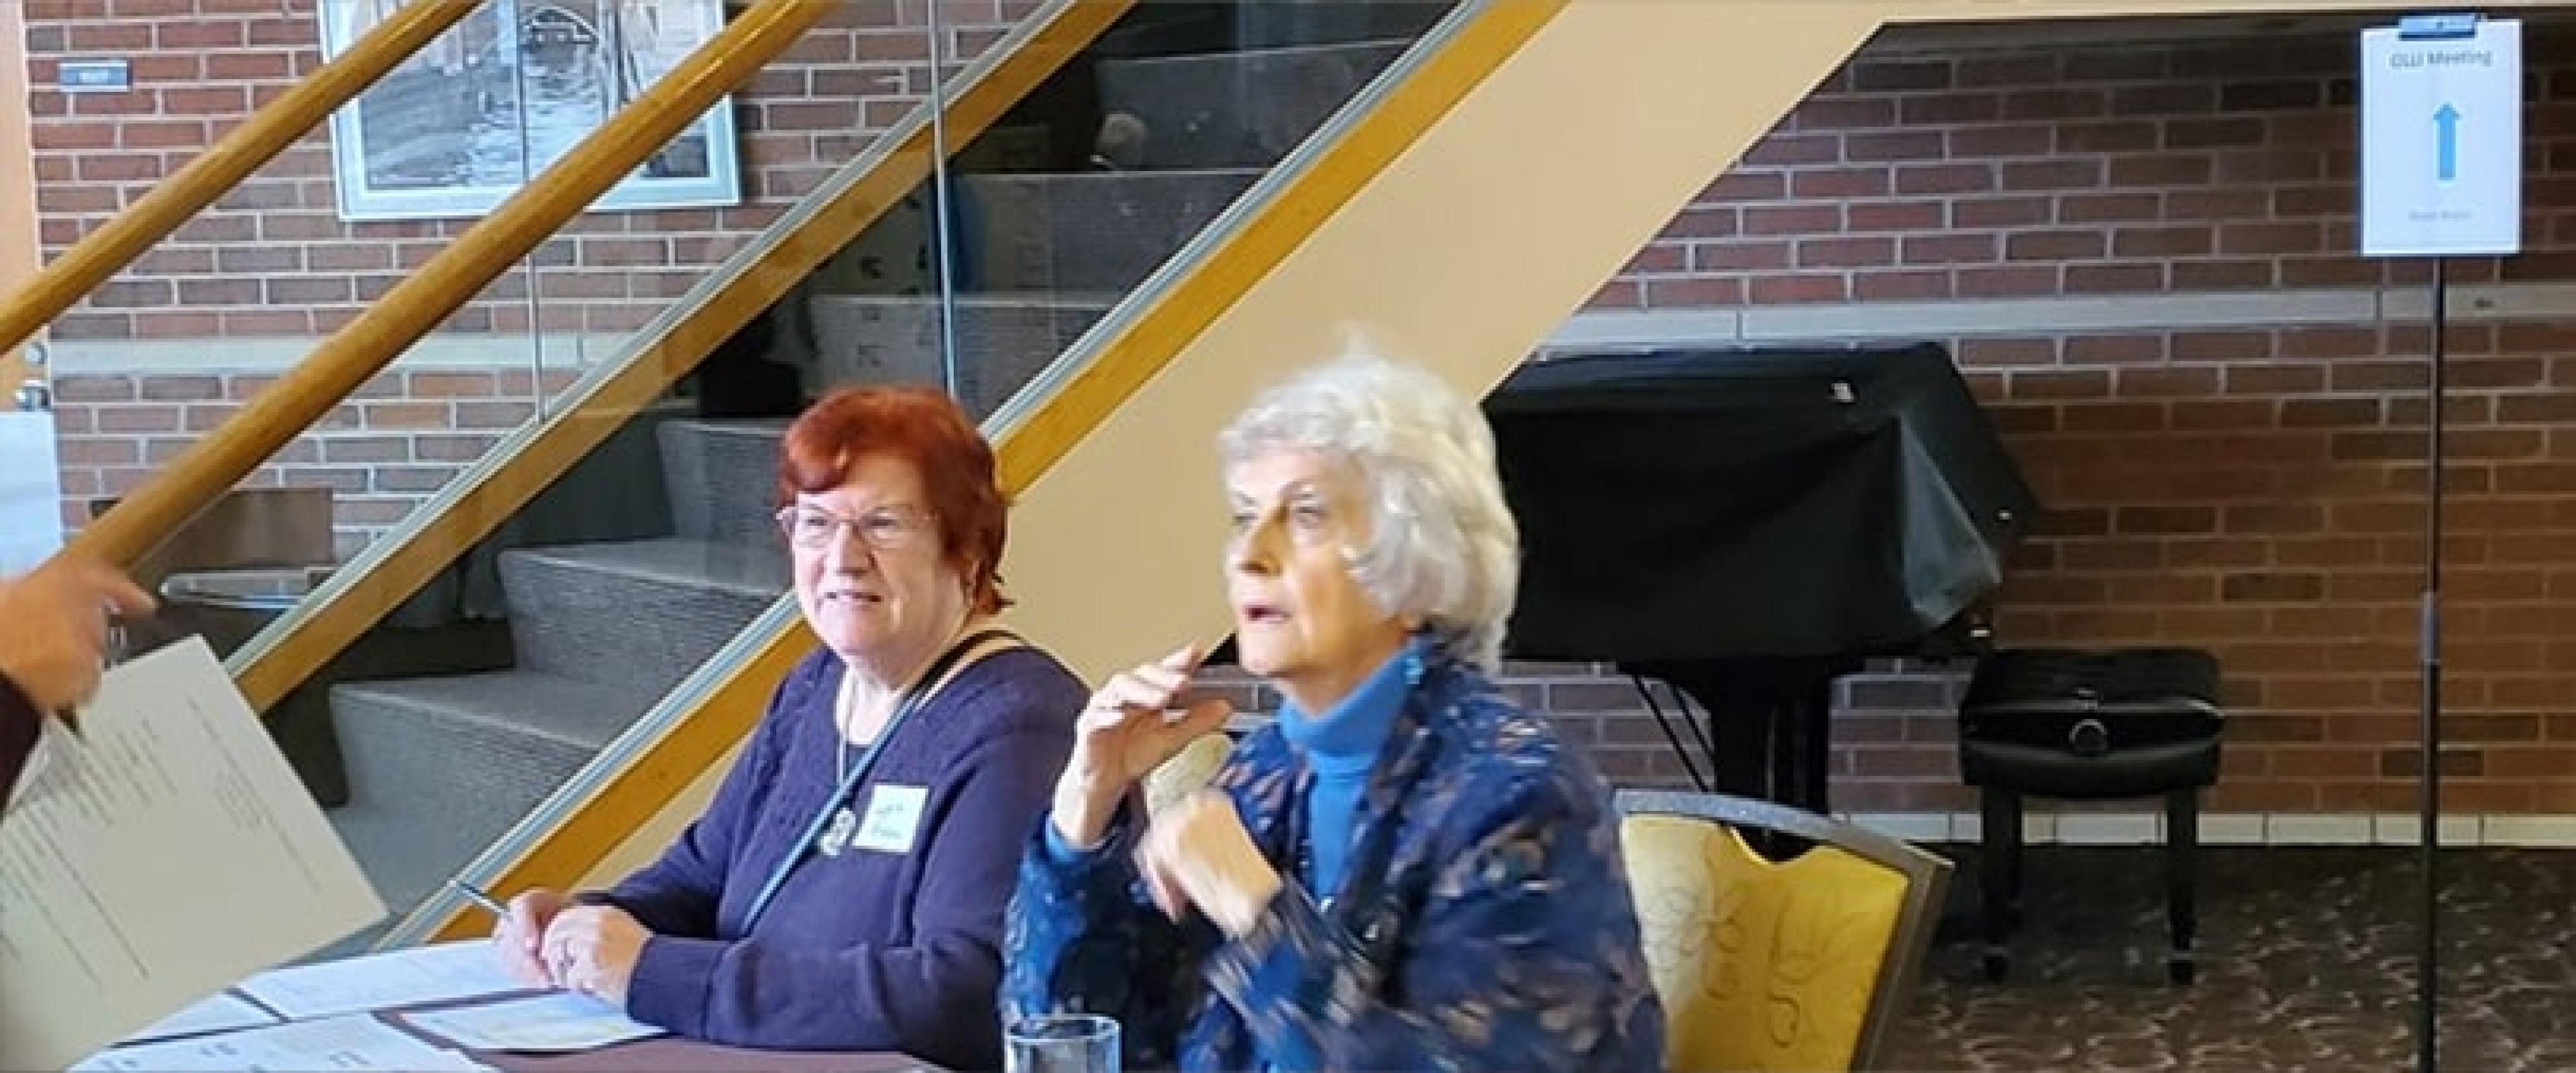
top-left (817, 806), bottom-right (857, 857)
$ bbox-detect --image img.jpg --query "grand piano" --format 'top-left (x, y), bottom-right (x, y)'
top-left (1483, 343), bottom-right (2038, 814)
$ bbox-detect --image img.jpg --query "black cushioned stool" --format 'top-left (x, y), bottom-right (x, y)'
top-left (1957, 647), bottom-right (2226, 984)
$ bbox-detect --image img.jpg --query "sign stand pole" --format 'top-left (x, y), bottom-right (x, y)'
top-left (2360, 14), bottom-right (2520, 1073)
top-left (2417, 251), bottom-right (2447, 1073)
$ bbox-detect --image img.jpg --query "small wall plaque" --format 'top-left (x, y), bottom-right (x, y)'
top-left (57, 59), bottom-right (130, 93)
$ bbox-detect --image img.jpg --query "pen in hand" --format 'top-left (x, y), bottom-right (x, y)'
top-left (449, 878), bottom-right (509, 917)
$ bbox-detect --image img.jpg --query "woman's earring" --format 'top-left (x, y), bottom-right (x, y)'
top-left (1403, 646), bottom-right (1426, 687)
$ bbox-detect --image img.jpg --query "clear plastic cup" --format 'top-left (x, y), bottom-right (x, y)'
top-left (1003, 1013), bottom-right (1120, 1073)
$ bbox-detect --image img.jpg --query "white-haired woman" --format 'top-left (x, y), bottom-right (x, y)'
top-left (1003, 354), bottom-right (1665, 1071)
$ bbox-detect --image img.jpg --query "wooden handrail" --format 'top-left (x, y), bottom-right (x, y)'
top-left (229, 0), bottom-right (1135, 714)
top-left (421, 0), bottom-right (1568, 943)
top-left (0, 1), bottom-right (475, 359)
top-left (68, 0), bottom-right (836, 571)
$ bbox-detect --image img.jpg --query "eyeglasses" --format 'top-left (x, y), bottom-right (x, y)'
top-left (775, 504), bottom-right (933, 551)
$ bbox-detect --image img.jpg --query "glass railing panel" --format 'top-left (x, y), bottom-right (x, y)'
top-left (572, 0), bottom-right (1046, 388)
top-left (803, 0), bottom-right (1460, 423)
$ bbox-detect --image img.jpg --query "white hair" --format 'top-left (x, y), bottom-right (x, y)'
top-left (1217, 346), bottom-right (1521, 674)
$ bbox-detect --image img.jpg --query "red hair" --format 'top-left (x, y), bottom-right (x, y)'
top-left (777, 385), bottom-right (1010, 614)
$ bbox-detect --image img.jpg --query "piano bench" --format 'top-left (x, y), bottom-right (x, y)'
top-left (1953, 646), bottom-right (2226, 986)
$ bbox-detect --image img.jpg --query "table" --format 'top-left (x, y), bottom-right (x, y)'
top-left (103, 984), bottom-right (942, 1073)
top-left (374, 991), bottom-right (944, 1073)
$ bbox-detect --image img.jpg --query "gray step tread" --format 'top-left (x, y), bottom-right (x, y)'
top-left (1102, 36), bottom-right (1413, 70)
top-left (963, 170), bottom-right (1262, 195)
top-left (808, 292), bottom-right (1126, 308)
top-left (332, 669), bottom-right (659, 754)
top-left (967, 166), bottom-right (1268, 184)
top-left (500, 536), bottom-right (790, 602)
top-left (662, 416), bottom-right (790, 439)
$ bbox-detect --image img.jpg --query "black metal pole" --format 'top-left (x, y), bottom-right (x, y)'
top-left (2417, 254), bottom-right (2449, 1073)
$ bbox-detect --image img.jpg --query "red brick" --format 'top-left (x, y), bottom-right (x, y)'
top-left (1844, 201), bottom-right (1943, 232)
top-left (2006, 229), bottom-right (2105, 261)
top-left (2172, 260), bottom-right (2279, 290)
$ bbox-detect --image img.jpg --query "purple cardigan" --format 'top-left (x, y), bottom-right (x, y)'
top-left (594, 642), bottom-right (1081, 1068)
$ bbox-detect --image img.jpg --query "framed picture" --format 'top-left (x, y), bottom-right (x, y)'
top-left (318, 0), bottom-right (742, 222)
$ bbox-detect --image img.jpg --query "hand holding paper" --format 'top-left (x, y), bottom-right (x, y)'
top-left (0, 638), bottom-right (384, 1072)
top-left (0, 550), bottom-right (155, 714)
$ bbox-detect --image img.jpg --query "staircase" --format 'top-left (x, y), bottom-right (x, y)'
top-left (320, 2), bottom-right (1454, 936)
top-left (325, 414), bottom-right (791, 920)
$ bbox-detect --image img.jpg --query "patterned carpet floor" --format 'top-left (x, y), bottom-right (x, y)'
top-left (1884, 845), bottom-right (2576, 1072)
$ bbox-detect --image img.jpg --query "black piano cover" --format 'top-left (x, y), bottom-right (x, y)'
top-left (1485, 343), bottom-right (2038, 664)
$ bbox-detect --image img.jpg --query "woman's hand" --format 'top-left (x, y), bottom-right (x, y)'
top-left (543, 903), bottom-right (650, 1008)
top-left (1052, 644), bottom-right (1233, 849)
top-left (492, 888), bottom-right (572, 986)
top-left (0, 552), bottom-right (154, 712)
top-left (1136, 789), bottom-right (1281, 938)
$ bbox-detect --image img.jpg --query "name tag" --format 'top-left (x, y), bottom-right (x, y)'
top-left (850, 784), bottom-right (928, 854)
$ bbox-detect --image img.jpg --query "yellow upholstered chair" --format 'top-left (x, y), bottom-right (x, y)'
top-left (1143, 732), bottom-right (1234, 818)
top-left (1615, 789), bottom-right (1951, 1072)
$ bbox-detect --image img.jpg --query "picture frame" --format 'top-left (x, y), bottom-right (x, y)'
top-left (317, 0), bottom-right (742, 223)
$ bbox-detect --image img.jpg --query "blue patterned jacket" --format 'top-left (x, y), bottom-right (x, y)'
top-left (1002, 654), bottom-right (1666, 1072)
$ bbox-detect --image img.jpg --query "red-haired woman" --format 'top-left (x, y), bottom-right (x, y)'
top-left (490, 386), bottom-right (1082, 1069)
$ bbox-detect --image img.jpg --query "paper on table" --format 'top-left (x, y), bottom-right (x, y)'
top-left (0, 638), bottom-right (388, 1072)
top-left (121, 991), bottom-right (280, 1043)
top-left (403, 991), bottom-right (667, 1053)
top-left (73, 1013), bottom-right (494, 1072)
top-left (238, 939), bottom-right (523, 1021)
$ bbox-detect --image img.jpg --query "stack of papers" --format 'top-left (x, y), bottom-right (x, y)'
top-left (402, 992), bottom-right (665, 1052)
top-left (78, 941), bottom-right (668, 1069)
top-left (236, 941), bottom-right (522, 1021)
top-left (121, 993), bottom-right (280, 1044)
top-left (75, 1014), bottom-right (494, 1072)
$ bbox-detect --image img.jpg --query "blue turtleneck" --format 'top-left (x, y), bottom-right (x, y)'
top-left (1274, 635), bottom-right (1419, 903)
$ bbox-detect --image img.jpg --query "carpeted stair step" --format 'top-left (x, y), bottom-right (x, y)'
top-left (327, 670), bottom-right (661, 915)
top-left (498, 537), bottom-right (788, 692)
top-left (659, 418), bottom-right (790, 547)
top-left (1094, 39), bottom-right (1411, 170)
top-left (805, 294), bottom-right (1118, 420)
top-left (959, 169), bottom-right (1262, 294)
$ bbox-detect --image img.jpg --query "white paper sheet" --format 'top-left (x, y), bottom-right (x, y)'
top-left (0, 410), bottom-right (64, 576)
top-left (403, 991), bottom-right (667, 1053)
top-left (121, 991), bottom-right (280, 1043)
top-left (0, 638), bottom-right (388, 1072)
top-left (237, 940), bottom-right (522, 1022)
top-left (72, 1013), bottom-right (494, 1072)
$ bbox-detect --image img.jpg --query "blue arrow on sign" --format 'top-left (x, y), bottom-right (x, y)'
top-left (2435, 102), bottom-right (2461, 181)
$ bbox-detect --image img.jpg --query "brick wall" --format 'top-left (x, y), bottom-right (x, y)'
top-left (48, 366), bottom-right (578, 555)
top-left (31, 0), bottom-right (1031, 537)
top-left (25, 0), bottom-right (1030, 339)
top-left (1533, 25), bottom-right (2576, 816)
